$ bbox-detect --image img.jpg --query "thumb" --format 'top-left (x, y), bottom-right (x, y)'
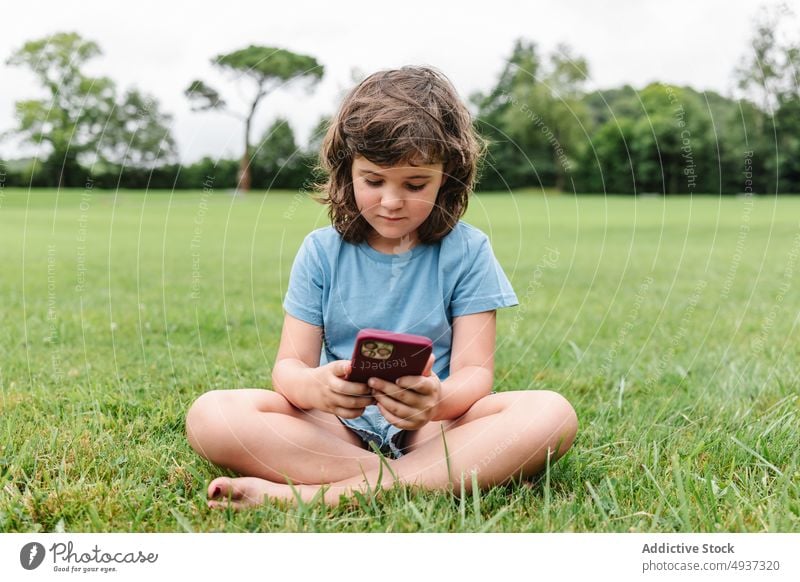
top-left (333, 360), bottom-right (352, 378)
top-left (422, 353), bottom-right (435, 377)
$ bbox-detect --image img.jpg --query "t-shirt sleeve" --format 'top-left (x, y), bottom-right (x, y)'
top-left (450, 233), bottom-right (519, 317)
top-left (283, 235), bottom-right (324, 326)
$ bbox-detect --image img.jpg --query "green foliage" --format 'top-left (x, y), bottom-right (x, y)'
top-left (735, 7), bottom-right (800, 193)
top-left (185, 45), bottom-right (323, 192)
top-left (632, 84), bottom-right (713, 194)
top-left (306, 115), bottom-right (331, 160)
top-left (473, 39), bottom-right (545, 190)
top-left (476, 50), bottom-right (776, 195)
top-left (98, 89), bottom-right (178, 169)
top-left (213, 46), bottom-right (323, 88)
top-left (576, 84), bottom-right (776, 194)
top-left (175, 157), bottom-right (239, 190)
top-left (184, 80), bottom-right (226, 112)
top-left (475, 40), bottom-right (592, 191)
top-left (251, 118), bottom-right (312, 190)
top-left (582, 117), bottom-right (636, 194)
top-left (475, 23), bottom-right (800, 195)
top-left (184, 45), bottom-right (325, 115)
top-left (5, 32), bottom-right (177, 187)
top-left (9, 23), bottom-right (800, 195)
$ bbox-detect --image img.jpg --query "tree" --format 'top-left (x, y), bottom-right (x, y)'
top-left (473, 39), bottom-right (591, 191)
top-left (582, 117), bottom-right (637, 194)
top-left (305, 115), bottom-right (331, 161)
top-left (99, 88), bottom-right (177, 170)
top-left (736, 6), bottom-right (800, 192)
top-left (5, 32), bottom-right (177, 187)
top-left (631, 84), bottom-right (721, 194)
top-left (251, 118), bottom-right (307, 189)
top-left (472, 39), bottom-right (543, 190)
top-left (185, 46), bottom-right (323, 193)
top-left (506, 44), bottom-right (590, 191)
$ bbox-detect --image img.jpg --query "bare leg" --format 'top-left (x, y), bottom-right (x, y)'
top-left (207, 390), bottom-right (578, 508)
top-left (186, 389), bottom-right (386, 485)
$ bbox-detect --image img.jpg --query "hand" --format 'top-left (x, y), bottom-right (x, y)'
top-left (310, 360), bottom-right (375, 419)
top-left (369, 354), bottom-right (441, 430)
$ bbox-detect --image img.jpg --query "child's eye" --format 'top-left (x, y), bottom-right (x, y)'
top-left (365, 179), bottom-right (383, 187)
top-left (406, 183), bottom-right (427, 192)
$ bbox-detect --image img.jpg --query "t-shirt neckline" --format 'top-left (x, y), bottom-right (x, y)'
top-left (356, 239), bottom-right (428, 263)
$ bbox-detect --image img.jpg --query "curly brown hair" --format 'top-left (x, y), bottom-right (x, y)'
top-left (315, 66), bottom-right (485, 244)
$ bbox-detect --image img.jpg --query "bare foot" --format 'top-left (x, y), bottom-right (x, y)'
top-left (207, 476), bottom-right (302, 510)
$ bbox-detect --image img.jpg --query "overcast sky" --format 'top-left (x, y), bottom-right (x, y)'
top-left (0, 0), bottom-right (793, 163)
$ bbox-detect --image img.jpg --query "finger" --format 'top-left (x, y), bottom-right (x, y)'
top-left (366, 377), bottom-right (387, 391)
top-left (373, 390), bottom-right (422, 424)
top-left (331, 360), bottom-right (352, 378)
top-left (395, 374), bottom-right (435, 396)
top-left (422, 353), bottom-right (435, 377)
top-left (332, 379), bottom-right (373, 397)
top-left (375, 401), bottom-right (417, 431)
top-left (366, 377), bottom-right (408, 394)
top-left (333, 406), bottom-right (367, 419)
top-left (332, 393), bottom-right (375, 410)
top-left (369, 378), bottom-right (421, 407)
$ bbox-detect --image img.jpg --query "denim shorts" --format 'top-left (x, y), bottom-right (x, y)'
top-left (337, 392), bottom-right (499, 459)
top-left (337, 404), bottom-right (408, 459)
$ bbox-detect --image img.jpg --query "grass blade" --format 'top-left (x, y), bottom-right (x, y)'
top-left (458, 471), bottom-right (466, 530)
top-left (543, 448), bottom-right (551, 529)
top-left (671, 454), bottom-right (692, 530)
top-left (585, 480), bottom-right (609, 521)
top-left (471, 470), bottom-right (480, 527)
top-left (477, 506), bottom-right (511, 533)
top-left (730, 436), bottom-right (784, 476)
top-left (169, 507), bottom-right (194, 533)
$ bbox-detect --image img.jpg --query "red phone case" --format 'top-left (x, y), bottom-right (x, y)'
top-left (347, 329), bottom-right (433, 384)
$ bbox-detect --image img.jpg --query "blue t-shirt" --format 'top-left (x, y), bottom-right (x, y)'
top-left (283, 221), bottom-right (518, 380)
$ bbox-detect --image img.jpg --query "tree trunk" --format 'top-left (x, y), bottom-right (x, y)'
top-left (237, 112), bottom-right (253, 193)
top-left (553, 150), bottom-right (565, 192)
top-left (237, 149), bottom-right (251, 193)
top-left (237, 86), bottom-right (267, 194)
top-left (554, 165), bottom-right (565, 192)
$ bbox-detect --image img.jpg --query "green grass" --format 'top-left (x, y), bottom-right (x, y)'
top-left (1, 187), bottom-right (798, 532)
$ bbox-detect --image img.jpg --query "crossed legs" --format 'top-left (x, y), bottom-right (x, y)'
top-left (186, 389), bottom-right (578, 508)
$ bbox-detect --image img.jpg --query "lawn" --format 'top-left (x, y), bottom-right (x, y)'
top-left (0, 187), bottom-right (798, 532)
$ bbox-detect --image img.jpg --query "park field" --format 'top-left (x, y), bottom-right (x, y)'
top-left (0, 188), bottom-right (798, 532)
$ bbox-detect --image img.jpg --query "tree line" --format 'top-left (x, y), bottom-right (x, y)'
top-left (1, 13), bottom-right (798, 195)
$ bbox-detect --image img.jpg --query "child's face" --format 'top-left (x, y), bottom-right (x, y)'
top-left (352, 156), bottom-right (445, 252)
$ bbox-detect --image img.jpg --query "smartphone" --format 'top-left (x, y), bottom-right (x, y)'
top-left (347, 329), bottom-right (433, 384)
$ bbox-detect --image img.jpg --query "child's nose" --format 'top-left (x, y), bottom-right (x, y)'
top-left (380, 190), bottom-right (403, 210)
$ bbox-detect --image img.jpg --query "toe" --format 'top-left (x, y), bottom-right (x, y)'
top-left (207, 477), bottom-right (234, 500)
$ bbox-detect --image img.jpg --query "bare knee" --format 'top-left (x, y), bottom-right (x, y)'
top-left (185, 389), bottom-right (291, 462)
top-left (186, 390), bottom-right (229, 460)
top-left (500, 390), bottom-right (578, 460)
top-left (536, 390), bottom-right (579, 458)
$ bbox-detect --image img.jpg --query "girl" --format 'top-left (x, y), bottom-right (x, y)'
top-left (186, 66), bottom-right (578, 508)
